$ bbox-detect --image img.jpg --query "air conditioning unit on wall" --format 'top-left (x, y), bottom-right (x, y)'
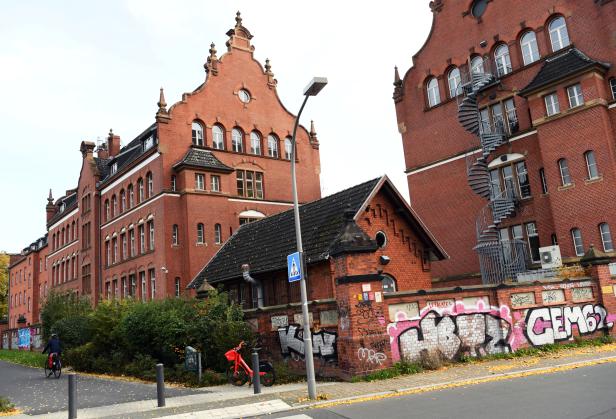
top-left (539, 245), bottom-right (562, 269)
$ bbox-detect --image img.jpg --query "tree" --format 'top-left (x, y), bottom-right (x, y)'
top-left (0, 253), bottom-right (9, 319)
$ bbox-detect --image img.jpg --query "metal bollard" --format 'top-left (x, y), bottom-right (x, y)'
top-left (68, 373), bottom-right (77, 419)
top-left (251, 349), bottom-right (261, 395)
top-left (156, 363), bottom-right (166, 407)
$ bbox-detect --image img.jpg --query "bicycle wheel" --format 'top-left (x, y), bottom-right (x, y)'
top-left (227, 364), bottom-right (248, 386)
top-left (53, 359), bottom-right (62, 379)
top-left (259, 361), bottom-right (276, 387)
top-left (44, 359), bottom-right (51, 378)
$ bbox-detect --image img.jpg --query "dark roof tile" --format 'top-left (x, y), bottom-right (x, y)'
top-left (173, 148), bottom-right (234, 172)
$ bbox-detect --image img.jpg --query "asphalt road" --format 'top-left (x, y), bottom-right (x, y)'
top-left (258, 362), bottom-right (616, 419)
top-left (0, 360), bottom-right (203, 415)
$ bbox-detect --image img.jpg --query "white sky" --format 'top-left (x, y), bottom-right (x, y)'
top-left (0, 1), bottom-right (432, 253)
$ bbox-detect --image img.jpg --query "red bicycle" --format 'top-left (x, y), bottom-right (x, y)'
top-left (225, 341), bottom-right (275, 387)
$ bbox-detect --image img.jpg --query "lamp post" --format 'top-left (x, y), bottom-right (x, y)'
top-left (290, 77), bottom-right (327, 400)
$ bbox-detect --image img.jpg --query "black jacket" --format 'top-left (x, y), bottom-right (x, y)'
top-left (42, 338), bottom-right (62, 355)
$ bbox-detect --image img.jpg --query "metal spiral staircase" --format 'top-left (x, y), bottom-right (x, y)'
top-left (456, 62), bottom-right (529, 284)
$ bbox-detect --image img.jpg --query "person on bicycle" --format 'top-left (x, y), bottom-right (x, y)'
top-left (42, 333), bottom-right (62, 367)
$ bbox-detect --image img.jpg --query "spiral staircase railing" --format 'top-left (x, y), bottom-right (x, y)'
top-left (455, 58), bottom-right (529, 284)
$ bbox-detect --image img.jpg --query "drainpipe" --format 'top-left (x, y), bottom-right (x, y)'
top-left (241, 264), bottom-right (263, 309)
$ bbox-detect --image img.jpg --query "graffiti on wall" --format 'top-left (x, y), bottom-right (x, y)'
top-left (525, 304), bottom-right (613, 346)
top-left (388, 301), bottom-right (519, 362)
top-left (278, 324), bottom-right (337, 360)
top-left (357, 347), bottom-right (386, 367)
top-left (388, 299), bottom-right (615, 363)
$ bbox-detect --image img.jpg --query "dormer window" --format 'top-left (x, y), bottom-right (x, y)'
top-left (110, 162), bottom-right (118, 175)
top-left (143, 135), bottom-right (155, 151)
top-left (59, 202), bottom-right (66, 213)
top-left (471, 0), bottom-right (488, 18)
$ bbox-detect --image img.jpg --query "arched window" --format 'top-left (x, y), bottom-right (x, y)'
top-left (558, 159), bottom-right (572, 186)
top-left (610, 78), bottom-right (616, 100)
top-left (447, 67), bottom-right (461, 98)
top-left (175, 277), bottom-right (181, 297)
top-left (284, 137), bottom-right (293, 160)
top-left (212, 125), bottom-right (224, 150)
top-left (127, 184), bottom-right (134, 208)
top-left (120, 189), bottom-right (126, 212)
top-left (250, 131), bottom-right (261, 155)
top-left (232, 128), bottom-right (243, 153)
top-left (104, 200), bottom-right (110, 221)
top-left (214, 223), bottom-right (222, 244)
top-left (267, 134), bottom-right (279, 158)
top-left (471, 56), bottom-right (485, 74)
top-left (382, 274), bottom-right (397, 293)
top-left (426, 77), bottom-right (441, 107)
top-left (549, 16), bottom-right (570, 52)
top-left (584, 151), bottom-right (599, 179)
top-left (520, 31), bottom-right (540, 65)
top-left (146, 172), bottom-right (153, 198)
top-left (137, 178), bottom-right (144, 202)
top-left (571, 228), bottom-right (584, 256)
top-left (197, 223), bottom-right (204, 244)
top-left (172, 224), bottom-right (179, 245)
top-left (111, 195), bottom-right (117, 217)
top-left (600, 223), bottom-right (614, 252)
top-left (71, 221), bottom-right (76, 241)
top-left (494, 44), bottom-right (512, 77)
top-left (192, 121), bottom-right (204, 146)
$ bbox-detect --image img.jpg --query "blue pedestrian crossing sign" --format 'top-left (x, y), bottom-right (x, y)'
top-left (287, 252), bottom-right (302, 283)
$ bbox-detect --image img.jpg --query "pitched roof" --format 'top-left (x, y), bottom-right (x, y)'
top-left (519, 47), bottom-right (610, 96)
top-left (188, 176), bottom-right (447, 289)
top-left (95, 157), bottom-right (111, 178)
top-left (47, 192), bottom-right (78, 227)
top-left (173, 148), bottom-right (234, 173)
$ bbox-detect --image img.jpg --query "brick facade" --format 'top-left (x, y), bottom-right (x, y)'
top-left (395, 0), bottom-right (616, 280)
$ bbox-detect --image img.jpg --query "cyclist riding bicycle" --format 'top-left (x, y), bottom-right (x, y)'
top-left (42, 333), bottom-right (62, 368)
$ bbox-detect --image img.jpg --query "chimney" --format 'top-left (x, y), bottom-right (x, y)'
top-left (107, 128), bottom-right (121, 157)
top-left (96, 142), bottom-right (109, 159)
top-left (80, 141), bottom-right (96, 159)
top-left (46, 189), bottom-right (56, 223)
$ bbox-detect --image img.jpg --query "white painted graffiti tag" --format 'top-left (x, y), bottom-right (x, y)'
top-left (525, 303), bottom-right (613, 346)
top-left (357, 347), bottom-right (387, 366)
top-left (278, 324), bottom-right (337, 359)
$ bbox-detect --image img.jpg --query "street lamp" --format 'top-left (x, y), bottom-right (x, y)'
top-left (290, 76), bottom-right (327, 400)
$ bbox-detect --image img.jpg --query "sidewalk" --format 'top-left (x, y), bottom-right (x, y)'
top-left (15, 343), bottom-right (616, 419)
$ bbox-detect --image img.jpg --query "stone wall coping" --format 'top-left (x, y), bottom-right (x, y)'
top-left (242, 298), bottom-right (336, 313)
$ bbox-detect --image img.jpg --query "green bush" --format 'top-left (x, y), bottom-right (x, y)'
top-left (51, 315), bottom-right (93, 349)
top-left (41, 290), bottom-right (92, 341)
top-left (64, 343), bottom-right (96, 372)
top-left (0, 396), bottom-right (15, 413)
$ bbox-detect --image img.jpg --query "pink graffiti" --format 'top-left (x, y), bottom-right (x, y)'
top-left (532, 318), bottom-right (553, 335)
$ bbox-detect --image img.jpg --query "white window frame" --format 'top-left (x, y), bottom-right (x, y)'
top-left (447, 68), bottom-right (461, 98)
top-left (426, 77), bottom-right (441, 107)
top-left (571, 228), bottom-right (584, 256)
top-left (214, 224), bottom-right (222, 244)
top-left (544, 93), bottom-right (560, 116)
top-left (211, 175), bottom-right (220, 192)
top-left (610, 79), bottom-right (616, 100)
top-left (232, 128), bottom-right (243, 153)
top-left (140, 272), bottom-right (147, 301)
top-left (584, 151), bottom-right (599, 179)
top-left (192, 121), bottom-right (204, 146)
top-left (267, 135), bottom-right (279, 158)
top-left (494, 44), bottom-right (512, 77)
top-left (195, 173), bottom-right (205, 191)
top-left (148, 221), bottom-right (155, 251)
top-left (471, 56), bottom-right (485, 75)
top-left (549, 16), bottom-right (570, 52)
top-left (250, 131), bottom-right (261, 155)
top-left (196, 223), bottom-right (204, 244)
top-left (147, 173), bottom-right (153, 198)
top-left (558, 159), bottom-right (572, 186)
top-left (567, 84), bottom-right (584, 108)
top-left (150, 269), bottom-right (156, 300)
top-left (520, 31), bottom-right (540, 65)
top-left (284, 138), bottom-right (293, 160)
top-left (600, 223), bottom-right (614, 252)
top-left (212, 125), bottom-right (224, 150)
top-left (172, 224), bottom-right (179, 246)
top-left (175, 278), bottom-right (181, 297)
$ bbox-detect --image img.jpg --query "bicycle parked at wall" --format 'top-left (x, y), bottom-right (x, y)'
top-left (225, 341), bottom-right (275, 387)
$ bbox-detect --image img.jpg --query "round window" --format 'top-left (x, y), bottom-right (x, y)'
top-left (471, 0), bottom-right (488, 18)
top-left (238, 89), bottom-right (251, 103)
top-left (375, 231), bottom-right (387, 248)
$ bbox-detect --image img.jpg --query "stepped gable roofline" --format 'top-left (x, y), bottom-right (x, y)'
top-left (173, 148), bottom-right (234, 173)
top-left (519, 47), bottom-right (611, 97)
top-left (165, 13), bottom-right (313, 142)
top-left (187, 176), bottom-right (447, 289)
top-left (97, 123), bottom-right (157, 186)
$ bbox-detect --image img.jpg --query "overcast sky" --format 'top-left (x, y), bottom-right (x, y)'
top-left (0, 1), bottom-right (432, 253)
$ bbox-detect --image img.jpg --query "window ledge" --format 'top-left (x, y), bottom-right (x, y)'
top-left (196, 242), bottom-right (207, 247)
top-left (585, 176), bottom-right (603, 185)
top-left (557, 183), bottom-right (575, 191)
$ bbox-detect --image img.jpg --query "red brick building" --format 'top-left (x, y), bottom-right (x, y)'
top-left (395, 0), bottom-right (616, 282)
top-left (8, 13), bottom-right (322, 311)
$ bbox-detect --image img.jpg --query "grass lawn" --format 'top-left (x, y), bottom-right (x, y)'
top-left (0, 349), bottom-right (46, 369)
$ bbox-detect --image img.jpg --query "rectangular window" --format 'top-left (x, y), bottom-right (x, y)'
top-left (112, 237), bottom-right (118, 263)
top-left (149, 268), bottom-right (156, 300)
top-left (171, 176), bottom-right (176, 192)
top-left (480, 108), bottom-right (491, 134)
top-left (559, 159), bottom-right (572, 186)
top-left (489, 169), bottom-right (501, 199)
top-left (502, 165), bottom-right (514, 198)
top-left (148, 221), bottom-right (155, 251)
top-left (211, 175), bottom-right (220, 192)
top-left (611, 79), bottom-right (616, 100)
top-left (236, 171), bottom-right (244, 197)
top-left (567, 84), bottom-right (584, 108)
top-left (512, 225), bottom-right (524, 240)
top-left (130, 274), bottom-right (136, 297)
top-left (539, 168), bottom-right (548, 194)
top-left (585, 151), bottom-right (599, 180)
top-left (255, 172), bottom-right (264, 199)
top-left (175, 278), bottom-right (180, 297)
top-left (139, 225), bottom-right (145, 254)
top-left (491, 103), bottom-right (504, 132)
top-left (121, 233), bottom-right (127, 260)
top-left (121, 277), bottom-right (127, 298)
top-left (504, 98), bottom-right (518, 134)
top-left (572, 228), bottom-right (584, 256)
top-left (600, 223), bottom-right (614, 252)
top-left (129, 229), bottom-right (135, 257)
top-left (105, 241), bottom-right (111, 266)
top-left (515, 161), bottom-right (531, 198)
top-left (246, 171), bottom-right (254, 198)
top-left (526, 222), bottom-right (541, 262)
top-left (195, 173), bottom-right (205, 190)
top-left (544, 93), bottom-right (560, 116)
top-left (140, 271), bottom-right (146, 301)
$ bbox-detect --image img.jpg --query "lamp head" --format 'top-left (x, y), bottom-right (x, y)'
top-left (303, 77), bottom-right (328, 96)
